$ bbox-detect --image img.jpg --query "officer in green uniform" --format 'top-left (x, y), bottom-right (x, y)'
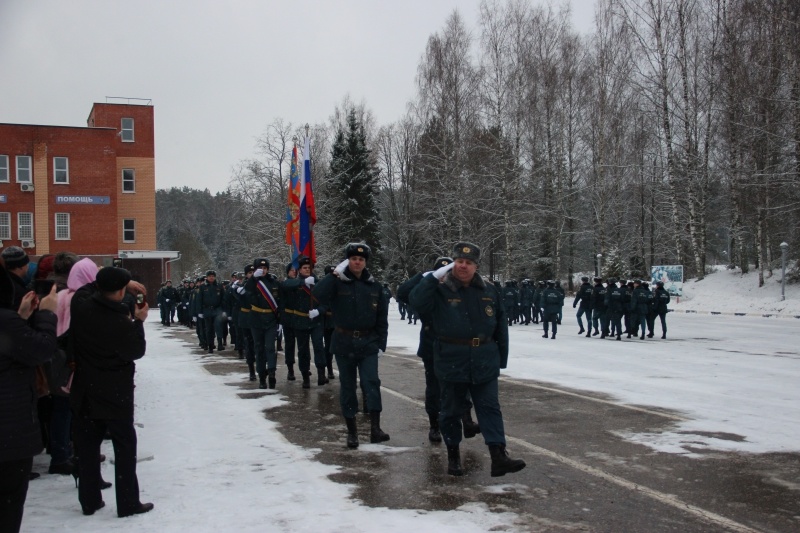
top-left (573, 276), bottom-right (593, 335)
top-left (235, 266), bottom-right (256, 380)
top-left (605, 278), bottom-right (625, 340)
top-left (410, 241), bottom-right (525, 478)
top-left (197, 270), bottom-right (225, 353)
top-left (652, 280), bottom-right (671, 339)
top-left (629, 280), bottom-right (649, 339)
top-left (245, 258), bottom-right (282, 389)
top-left (191, 276), bottom-right (207, 349)
top-left (313, 243), bottom-right (389, 449)
top-left (539, 280), bottom-right (563, 339)
top-left (282, 256), bottom-right (328, 388)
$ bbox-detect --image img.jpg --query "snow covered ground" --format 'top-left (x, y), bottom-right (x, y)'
top-left (22, 268), bottom-right (800, 532)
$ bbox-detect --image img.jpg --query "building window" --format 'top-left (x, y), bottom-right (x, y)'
top-left (123, 218), bottom-right (135, 242)
top-left (16, 156), bottom-right (32, 183)
top-left (122, 168), bottom-right (135, 192)
top-left (54, 157), bottom-right (69, 184)
top-left (18, 212), bottom-right (33, 240)
top-left (55, 213), bottom-right (70, 240)
top-left (121, 118), bottom-right (134, 142)
top-left (0, 213), bottom-right (10, 240)
top-left (0, 155), bottom-right (8, 183)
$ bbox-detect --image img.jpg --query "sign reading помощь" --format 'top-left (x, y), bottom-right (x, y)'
top-left (55, 196), bottom-right (111, 205)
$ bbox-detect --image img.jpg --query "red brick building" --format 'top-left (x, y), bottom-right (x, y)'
top-left (0, 99), bottom-right (177, 303)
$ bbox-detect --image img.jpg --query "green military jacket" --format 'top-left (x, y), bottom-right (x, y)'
top-left (244, 274), bottom-right (281, 329)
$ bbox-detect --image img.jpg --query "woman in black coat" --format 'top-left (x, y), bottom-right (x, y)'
top-left (0, 257), bottom-right (59, 533)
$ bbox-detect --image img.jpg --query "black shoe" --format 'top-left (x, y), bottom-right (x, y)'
top-left (249, 372), bottom-right (256, 382)
top-left (49, 460), bottom-right (75, 475)
top-left (661, 334), bottom-right (666, 339)
top-left (287, 365), bottom-right (296, 381)
top-left (317, 374), bottom-right (329, 386)
top-left (327, 365), bottom-right (335, 379)
top-left (551, 333), bottom-right (556, 339)
top-left (601, 333), bottom-right (606, 339)
top-left (447, 445), bottom-right (464, 476)
top-left (428, 426), bottom-right (442, 443)
top-left (647, 332), bottom-right (654, 338)
top-left (258, 376), bottom-right (267, 389)
top-left (578, 328), bottom-right (585, 335)
top-left (268, 371), bottom-right (277, 389)
top-left (462, 412), bottom-right (481, 439)
top-left (82, 500), bottom-right (105, 516)
top-left (489, 444), bottom-right (526, 477)
top-left (302, 375), bottom-right (311, 389)
top-left (29, 472), bottom-right (41, 480)
top-left (640, 334), bottom-right (645, 340)
top-left (369, 411), bottom-right (390, 443)
top-left (592, 330), bottom-right (599, 336)
top-left (542, 333), bottom-right (548, 338)
top-left (118, 502), bottom-right (154, 518)
top-left (345, 417), bottom-right (359, 449)
top-left (627, 334), bottom-right (632, 339)
top-left (617, 335), bottom-right (621, 340)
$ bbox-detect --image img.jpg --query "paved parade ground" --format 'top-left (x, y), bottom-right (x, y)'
top-left (23, 310), bottom-right (800, 532)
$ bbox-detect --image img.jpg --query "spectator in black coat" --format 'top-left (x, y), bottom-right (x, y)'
top-left (0, 256), bottom-right (59, 533)
top-left (70, 267), bottom-right (154, 518)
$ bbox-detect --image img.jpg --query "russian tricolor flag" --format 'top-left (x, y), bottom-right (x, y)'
top-left (297, 136), bottom-right (316, 264)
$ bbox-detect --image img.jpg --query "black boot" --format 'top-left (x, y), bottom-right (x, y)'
top-left (327, 363), bottom-right (335, 379)
top-left (258, 374), bottom-right (267, 389)
top-left (462, 411), bottom-right (481, 439)
top-left (345, 417), bottom-right (359, 449)
top-left (661, 333), bottom-right (666, 339)
top-left (268, 370), bottom-right (276, 389)
top-left (578, 328), bottom-right (585, 335)
top-left (238, 350), bottom-right (244, 360)
top-left (489, 444), bottom-right (526, 477)
top-left (551, 332), bottom-right (556, 339)
top-left (247, 362), bottom-right (256, 382)
top-left (447, 445), bottom-right (464, 476)
top-left (302, 371), bottom-right (311, 389)
top-left (369, 411), bottom-right (390, 443)
top-left (616, 334), bottom-right (621, 340)
top-left (317, 366), bottom-right (329, 386)
top-left (287, 364), bottom-right (296, 381)
top-left (428, 413), bottom-right (442, 443)
top-left (592, 329), bottom-right (599, 336)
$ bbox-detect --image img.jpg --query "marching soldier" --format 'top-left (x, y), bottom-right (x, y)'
top-left (606, 278), bottom-right (625, 340)
top-left (198, 271), bottom-right (225, 353)
top-left (573, 276), bottom-right (593, 336)
top-left (313, 243), bottom-right (389, 449)
top-left (235, 265), bottom-right (256, 380)
top-left (519, 280), bottom-right (534, 325)
top-left (540, 280), bottom-right (563, 339)
top-left (410, 241), bottom-right (525, 478)
top-left (245, 258), bottom-right (282, 389)
top-left (652, 281), bottom-right (671, 339)
top-left (591, 277), bottom-right (609, 338)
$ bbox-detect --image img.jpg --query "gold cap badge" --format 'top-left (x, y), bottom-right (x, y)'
top-left (463, 247), bottom-right (471, 253)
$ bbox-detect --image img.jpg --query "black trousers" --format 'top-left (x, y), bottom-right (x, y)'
top-left (74, 416), bottom-right (141, 517)
top-left (0, 457), bottom-right (33, 533)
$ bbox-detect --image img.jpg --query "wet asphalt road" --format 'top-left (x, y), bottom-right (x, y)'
top-left (169, 326), bottom-right (800, 533)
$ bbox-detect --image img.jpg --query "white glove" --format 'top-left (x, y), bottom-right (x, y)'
top-left (304, 276), bottom-right (315, 287)
top-left (228, 317), bottom-right (232, 322)
top-left (433, 262), bottom-right (455, 280)
top-left (277, 325), bottom-right (283, 334)
top-left (254, 268), bottom-right (265, 278)
top-left (165, 299), bottom-right (170, 302)
top-left (198, 313), bottom-right (204, 319)
top-left (334, 259), bottom-right (349, 276)
top-left (308, 309), bottom-right (320, 319)
top-left (237, 286), bottom-right (245, 294)
top-left (422, 271), bottom-right (433, 277)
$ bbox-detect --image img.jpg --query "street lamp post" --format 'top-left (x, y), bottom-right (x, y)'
top-left (780, 242), bottom-right (788, 301)
top-left (596, 253), bottom-right (603, 278)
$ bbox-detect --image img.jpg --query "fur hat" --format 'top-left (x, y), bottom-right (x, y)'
top-left (96, 267), bottom-right (131, 292)
top-left (206, 270), bottom-right (217, 277)
top-left (452, 242), bottom-right (480, 263)
top-left (244, 265), bottom-right (255, 275)
top-left (285, 262), bottom-right (296, 275)
top-left (297, 256), bottom-right (313, 268)
top-left (1, 246), bottom-right (29, 270)
top-left (253, 258), bottom-right (270, 270)
top-left (432, 257), bottom-right (452, 270)
top-left (345, 242), bottom-right (371, 260)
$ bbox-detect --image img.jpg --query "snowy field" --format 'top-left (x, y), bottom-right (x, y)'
top-left (22, 267), bottom-right (800, 532)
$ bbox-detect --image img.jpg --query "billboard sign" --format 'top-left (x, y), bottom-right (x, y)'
top-left (651, 265), bottom-right (684, 297)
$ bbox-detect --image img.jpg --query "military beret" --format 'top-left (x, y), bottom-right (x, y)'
top-left (452, 241), bottom-right (480, 263)
top-left (1, 246), bottom-right (29, 270)
top-left (345, 242), bottom-right (371, 260)
top-left (253, 258), bottom-right (270, 269)
top-left (96, 267), bottom-right (131, 292)
top-left (432, 256), bottom-right (452, 270)
top-left (206, 270), bottom-right (217, 277)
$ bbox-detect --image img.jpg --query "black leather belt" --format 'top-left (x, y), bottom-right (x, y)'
top-left (335, 327), bottom-right (372, 338)
top-left (438, 336), bottom-right (492, 347)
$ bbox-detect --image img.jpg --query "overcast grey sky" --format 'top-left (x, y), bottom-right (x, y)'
top-left (0, 0), bottom-right (596, 193)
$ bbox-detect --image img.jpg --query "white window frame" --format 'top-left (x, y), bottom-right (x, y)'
top-left (0, 212), bottom-right (10, 240)
top-left (54, 156), bottom-right (69, 184)
top-left (0, 155), bottom-right (8, 183)
top-left (122, 168), bottom-right (136, 192)
top-left (121, 117), bottom-right (134, 142)
top-left (16, 156), bottom-right (32, 183)
top-left (123, 218), bottom-right (136, 242)
top-left (55, 212), bottom-right (70, 240)
top-left (18, 212), bottom-right (33, 240)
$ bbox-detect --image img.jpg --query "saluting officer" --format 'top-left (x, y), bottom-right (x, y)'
top-left (410, 242), bottom-right (525, 478)
top-left (246, 258), bottom-right (282, 389)
top-left (313, 243), bottom-right (389, 449)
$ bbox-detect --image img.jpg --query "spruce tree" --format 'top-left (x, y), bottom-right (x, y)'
top-left (327, 109), bottom-right (383, 271)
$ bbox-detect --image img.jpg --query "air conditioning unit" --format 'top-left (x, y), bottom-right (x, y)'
top-left (21, 240), bottom-right (35, 249)
top-left (20, 183), bottom-right (34, 192)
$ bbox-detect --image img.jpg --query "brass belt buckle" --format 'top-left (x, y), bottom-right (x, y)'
top-left (471, 338), bottom-right (480, 347)
top-left (353, 330), bottom-right (361, 338)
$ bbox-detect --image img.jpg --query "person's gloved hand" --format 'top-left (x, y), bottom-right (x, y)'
top-left (228, 316), bottom-right (232, 322)
top-left (304, 276), bottom-right (315, 287)
top-left (237, 286), bottom-right (245, 294)
top-left (165, 299), bottom-right (170, 302)
top-left (333, 259), bottom-right (349, 277)
top-left (198, 313), bottom-right (204, 319)
top-left (253, 268), bottom-right (265, 278)
top-left (308, 309), bottom-right (320, 319)
top-left (433, 261), bottom-right (455, 280)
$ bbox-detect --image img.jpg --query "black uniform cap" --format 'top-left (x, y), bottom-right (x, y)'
top-left (452, 241), bottom-right (480, 263)
top-left (546, 280), bottom-right (555, 286)
top-left (324, 265), bottom-right (335, 275)
top-left (297, 256), bottom-right (313, 267)
top-left (253, 258), bottom-right (269, 269)
top-left (656, 280), bottom-right (664, 287)
top-left (243, 265), bottom-right (255, 274)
